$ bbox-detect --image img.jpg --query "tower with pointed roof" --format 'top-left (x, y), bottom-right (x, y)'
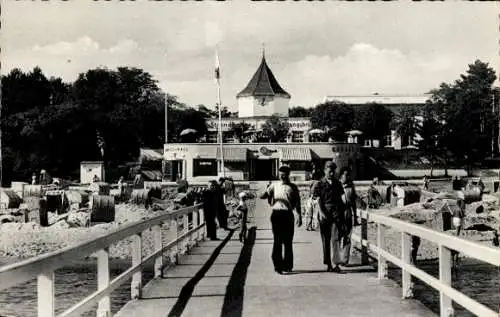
top-left (237, 48), bottom-right (291, 118)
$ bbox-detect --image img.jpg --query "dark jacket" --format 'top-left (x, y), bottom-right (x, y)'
top-left (312, 178), bottom-right (345, 222)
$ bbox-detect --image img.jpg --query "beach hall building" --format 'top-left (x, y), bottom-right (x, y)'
top-left (154, 52), bottom-right (362, 182)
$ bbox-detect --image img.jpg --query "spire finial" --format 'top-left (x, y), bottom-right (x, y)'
top-left (262, 43), bottom-right (265, 59)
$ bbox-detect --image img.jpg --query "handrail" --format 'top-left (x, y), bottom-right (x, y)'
top-left (352, 208), bottom-right (500, 317)
top-left (0, 202), bottom-right (206, 317)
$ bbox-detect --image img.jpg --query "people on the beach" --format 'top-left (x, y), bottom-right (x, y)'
top-left (451, 189), bottom-right (466, 266)
top-left (422, 175), bottom-right (429, 191)
top-left (176, 175), bottom-right (189, 193)
top-left (39, 169), bottom-right (52, 185)
top-left (311, 161), bottom-right (346, 273)
top-left (260, 165), bottom-right (302, 274)
top-left (118, 176), bottom-right (125, 200)
top-left (339, 166), bottom-right (358, 265)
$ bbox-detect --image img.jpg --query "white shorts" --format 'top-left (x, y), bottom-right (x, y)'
top-left (452, 217), bottom-right (462, 228)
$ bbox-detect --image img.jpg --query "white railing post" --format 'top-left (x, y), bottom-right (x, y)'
top-left (153, 224), bottom-right (163, 278)
top-left (131, 233), bottom-right (142, 299)
top-left (169, 218), bottom-right (179, 264)
top-left (401, 232), bottom-right (414, 298)
top-left (38, 270), bottom-right (55, 317)
top-left (439, 244), bottom-right (455, 317)
top-left (361, 214), bottom-right (369, 265)
top-left (192, 210), bottom-right (199, 243)
top-left (199, 207), bottom-right (205, 240)
top-left (96, 248), bottom-right (111, 317)
top-left (377, 223), bottom-right (388, 280)
top-left (183, 214), bottom-right (189, 253)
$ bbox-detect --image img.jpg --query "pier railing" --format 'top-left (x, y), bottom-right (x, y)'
top-left (0, 203), bottom-right (205, 317)
top-left (351, 209), bottom-right (500, 317)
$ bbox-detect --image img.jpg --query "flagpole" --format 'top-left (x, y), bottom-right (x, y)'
top-left (165, 93), bottom-right (168, 144)
top-left (216, 48), bottom-right (225, 178)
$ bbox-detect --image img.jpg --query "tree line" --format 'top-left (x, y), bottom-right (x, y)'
top-left (1, 60), bottom-right (497, 184)
top-left (1, 66), bottom-right (208, 185)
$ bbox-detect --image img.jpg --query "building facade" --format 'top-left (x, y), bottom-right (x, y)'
top-left (159, 53), bottom-right (362, 182)
top-left (324, 94), bottom-right (430, 149)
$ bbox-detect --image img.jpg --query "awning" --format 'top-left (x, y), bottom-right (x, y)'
top-left (279, 148), bottom-right (311, 161)
top-left (217, 148), bottom-right (248, 162)
top-left (196, 147), bottom-right (218, 159)
top-left (139, 149), bottom-right (164, 161)
top-left (141, 170), bottom-right (162, 181)
top-left (312, 148), bottom-right (339, 159)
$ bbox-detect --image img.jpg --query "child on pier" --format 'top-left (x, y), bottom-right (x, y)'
top-left (236, 191), bottom-right (249, 243)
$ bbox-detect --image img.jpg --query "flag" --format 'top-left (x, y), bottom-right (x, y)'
top-left (215, 49), bottom-right (220, 83)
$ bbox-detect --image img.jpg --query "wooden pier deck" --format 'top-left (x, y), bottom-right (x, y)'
top-left (115, 196), bottom-right (435, 317)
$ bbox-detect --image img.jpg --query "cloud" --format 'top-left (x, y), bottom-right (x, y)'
top-left (4, 37), bottom-right (141, 79)
top-left (281, 43), bottom-right (478, 107)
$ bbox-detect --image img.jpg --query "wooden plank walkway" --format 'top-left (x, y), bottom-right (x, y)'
top-left (116, 189), bottom-right (435, 317)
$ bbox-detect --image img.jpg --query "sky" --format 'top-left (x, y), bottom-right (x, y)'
top-left (2, 1), bottom-right (499, 111)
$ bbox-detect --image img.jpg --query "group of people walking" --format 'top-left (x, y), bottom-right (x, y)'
top-left (260, 161), bottom-right (358, 274)
top-left (201, 178), bottom-right (233, 241)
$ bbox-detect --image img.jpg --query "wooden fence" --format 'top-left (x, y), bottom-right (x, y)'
top-left (352, 209), bottom-right (500, 317)
top-left (0, 204), bottom-right (205, 317)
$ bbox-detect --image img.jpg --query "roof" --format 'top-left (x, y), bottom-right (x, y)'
top-left (279, 148), bottom-right (311, 161)
top-left (237, 55), bottom-right (291, 99)
top-left (323, 94), bottom-right (430, 105)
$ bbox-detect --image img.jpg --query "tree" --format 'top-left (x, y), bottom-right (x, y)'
top-left (289, 106), bottom-right (312, 117)
top-left (394, 107), bottom-right (420, 148)
top-left (353, 103), bottom-right (393, 144)
top-left (310, 101), bottom-right (354, 141)
top-left (229, 121), bottom-right (251, 142)
top-left (214, 105), bottom-right (236, 118)
top-left (1, 66), bottom-right (210, 184)
top-left (427, 60), bottom-right (497, 175)
top-left (417, 103), bottom-right (444, 176)
top-left (261, 115), bottom-right (290, 142)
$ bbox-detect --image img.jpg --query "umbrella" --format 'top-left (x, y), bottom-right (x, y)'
top-left (346, 130), bottom-right (363, 136)
top-left (180, 128), bottom-right (197, 136)
top-left (308, 129), bottom-right (325, 134)
top-left (243, 128), bottom-right (261, 134)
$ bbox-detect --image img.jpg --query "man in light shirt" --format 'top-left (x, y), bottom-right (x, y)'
top-left (260, 165), bottom-right (302, 274)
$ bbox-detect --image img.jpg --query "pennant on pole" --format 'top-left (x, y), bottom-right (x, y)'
top-left (215, 48), bottom-right (221, 83)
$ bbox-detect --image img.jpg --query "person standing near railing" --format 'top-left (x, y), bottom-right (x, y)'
top-left (214, 180), bottom-right (229, 230)
top-left (312, 161), bottom-right (346, 273)
top-left (339, 166), bottom-right (358, 266)
top-left (202, 181), bottom-right (219, 241)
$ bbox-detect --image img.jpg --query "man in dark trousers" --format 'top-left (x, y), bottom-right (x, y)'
top-left (214, 180), bottom-right (228, 230)
top-left (202, 181), bottom-right (219, 240)
top-left (260, 165), bottom-right (302, 274)
top-left (312, 161), bottom-right (346, 273)
top-left (339, 166), bottom-right (358, 265)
